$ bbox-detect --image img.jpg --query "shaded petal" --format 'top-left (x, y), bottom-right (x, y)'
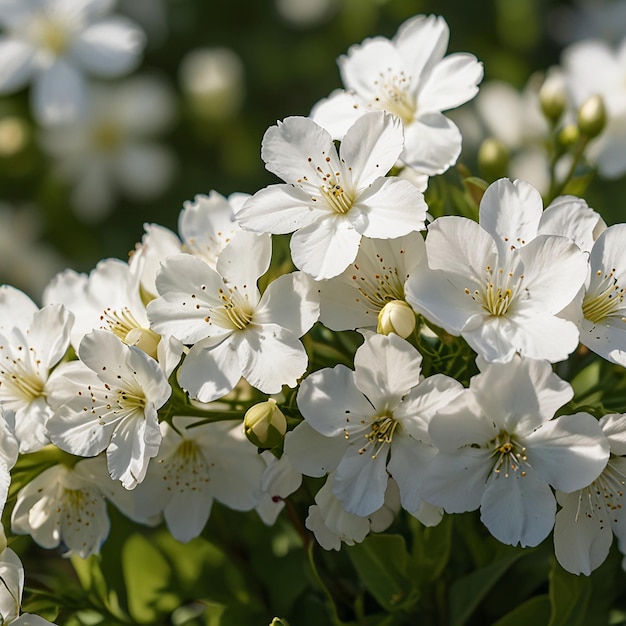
top-left (290, 214), bottom-right (361, 280)
top-left (310, 89), bottom-right (364, 140)
top-left (284, 421), bottom-right (347, 477)
top-left (32, 59), bottom-right (86, 125)
top-left (0, 285), bottom-right (38, 334)
top-left (340, 111), bottom-right (404, 188)
top-left (0, 37), bottom-right (36, 93)
top-left (402, 113), bottom-right (461, 174)
top-left (297, 365), bottom-right (374, 438)
top-left (351, 177), bottom-right (427, 238)
top-left (216, 230), bottom-right (271, 288)
top-left (70, 16), bottom-right (145, 76)
top-left (237, 324), bottom-right (308, 393)
top-left (480, 468), bottom-right (556, 547)
top-left (255, 272), bottom-right (320, 337)
top-left (525, 412), bottom-right (609, 492)
top-left (539, 195), bottom-right (600, 254)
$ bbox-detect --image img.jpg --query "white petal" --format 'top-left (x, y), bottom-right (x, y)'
top-left (32, 59), bottom-right (86, 125)
top-left (599, 413), bottom-right (626, 455)
top-left (216, 230), bottom-right (271, 288)
top-left (480, 468), bottom-right (556, 547)
top-left (297, 365), bottom-right (373, 438)
top-left (177, 337), bottom-right (241, 403)
top-left (116, 142), bottom-right (175, 199)
top-left (539, 195), bottom-right (600, 254)
top-left (237, 324), bottom-right (308, 393)
top-left (340, 111), bottom-right (404, 188)
top-left (402, 113), bottom-right (461, 174)
top-left (352, 177), bottom-right (427, 238)
top-left (0, 37), bottom-right (35, 93)
top-left (310, 89), bottom-right (364, 140)
top-left (334, 446), bottom-right (389, 516)
top-left (478, 179), bottom-right (543, 256)
top-left (284, 421), bottom-right (347, 477)
top-left (70, 16), bottom-right (145, 76)
top-left (163, 486), bottom-right (213, 542)
top-left (27, 304), bottom-right (73, 368)
top-left (418, 53), bottom-right (483, 113)
top-left (554, 490), bottom-right (612, 576)
top-left (255, 272), bottom-right (320, 337)
top-left (237, 184), bottom-right (328, 234)
top-left (353, 332), bottom-right (422, 409)
top-left (525, 412), bottom-right (609, 493)
top-left (0, 285), bottom-right (38, 334)
top-left (0, 548), bottom-right (23, 623)
top-left (290, 215), bottom-right (361, 280)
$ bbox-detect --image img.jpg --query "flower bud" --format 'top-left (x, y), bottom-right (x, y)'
top-left (539, 71), bottom-right (567, 123)
top-left (377, 300), bottom-right (416, 338)
top-left (243, 399), bottom-right (287, 448)
top-left (557, 124), bottom-right (580, 149)
top-left (478, 138), bottom-right (509, 181)
top-left (125, 327), bottom-right (160, 360)
top-left (577, 94), bottom-right (607, 139)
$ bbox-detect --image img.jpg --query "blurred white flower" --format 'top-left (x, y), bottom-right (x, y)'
top-left (40, 73), bottom-right (177, 221)
top-left (549, 0), bottom-right (626, 46)
top-left (179, 47), bottom-right (245, 120)
top-left (562, 37), bottom-right (626, 178)
top-left (274, 0), bottom-right (338, 28)
top-left (0, 0), bottom-right (145, 125)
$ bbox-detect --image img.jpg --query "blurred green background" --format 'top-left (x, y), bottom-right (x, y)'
top-left (0, 0), bottom-right (620, 300)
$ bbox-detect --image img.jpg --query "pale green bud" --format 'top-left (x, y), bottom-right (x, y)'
top-left (478, 138), bottom-right (509, 181)
top-left (539, 72), bottom-right (567, 123)
top-left (577, 94), bottom-right (607, 139)
top-left (244, 399), bottom-right (287, 448)
top-left (269, 619), bottom-right (290, 626)
top-left (125, 327), bottom-right (160, 361)
top-left (377, 300), bottom-right (416, 338)
top-left (558, 124), bottom-right (580, 149)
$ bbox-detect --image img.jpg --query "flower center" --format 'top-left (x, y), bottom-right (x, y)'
top-left (162, 437), bottom-right (210, 494)
top-left (215, 287), bottom-right (253, 330)
top-left (100, 307), bottom-right (160, 360)
top-left (92, 123), bottom-right (123, 152)
top-left (29, 16), bottom-right (70, 55)
top-left (582, 268), bottom-right (625, 324)
top-left (489, 432), bottom-right (528, 478)
top-left (0, 343), bottom-right (46, 404)
top-left (349, 253), bottom-right (406, 311)
top-left (358, 413), bottom-right (399, 459)
top-left (370, 69), bottom-right (416, 126)
top-left (466, 265), bottom-right (525, 317)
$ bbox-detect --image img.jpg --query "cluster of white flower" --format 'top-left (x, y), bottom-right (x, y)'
top-left (2, 9), bottom-right (626, 624)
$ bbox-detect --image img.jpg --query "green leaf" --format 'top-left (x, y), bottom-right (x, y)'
top-left (347, 534), bottom-right (418, 612)
top-left (492, 595), bottom-right (551, 626)
top-left (410, 514), bottom-right (452, 585)
top-left (448, 548), bottom-right (524, 626)
top-left (548, 563), bottom-right (592, 626)
top-left (122, 532), bottom-right (180, 624)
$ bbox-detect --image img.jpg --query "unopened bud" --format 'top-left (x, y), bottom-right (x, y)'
top-left (558, 124), bottom-right (580, 149)
top-left (577, 95), bottom-right (607, 139)
top-left (269, 619), bottom-right (290, 626)
top-left (125, 327), bottom-right (160, 360)
top-left (478, 138), bottom-right (509, 181)
top-left (539, 71), bottom-right (567, 123)
top-left (377, 300), bottom-right (416, 338)
top-left (244, 399), bottom-right (287, 448)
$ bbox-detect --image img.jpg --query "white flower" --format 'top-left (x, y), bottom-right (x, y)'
top-left (318, 233), bottom-right (425, 332)
top-left (0, 0), bottom-right (145, 125)
top-left (11, 459), bottom-right (113, 558)
top-left (0, 285), bottom-right (73, 452)
top-left (40, 74), bottom-right (177, 220)
top-left (147, 231), bottom-right (320, 402)
top-left (405, 178), bottom-right (588, 363)
top-left (287, 332), bottom-right (463, 516)
top-left (131, 417), bottom-right (265, 542)
top-left (311, 14), bottom-right (483, 175)
top-left (46, 330), bottom-right (171, 490)
top-left (554, 413), bottom-right (626, 575)
top-left (422, 357), bottom-right (609, 548)
top-left (562, 37), bottom-right (626, 178)
top-left (0, 547), bottom-right (57, 625)
top-left (566, 224), bottom-right (626, 366)
top-left (237, 111), bottom-right (427, 280)
top-left (134, 191), bottom-right (248, 299)
top-left (0, 408), bottom-right (18, 516)
top-left (43, 257), bottom-right (182, 376)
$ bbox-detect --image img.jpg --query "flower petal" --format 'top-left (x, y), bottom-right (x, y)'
top-left (32, 59), bottom-right (86, 125)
